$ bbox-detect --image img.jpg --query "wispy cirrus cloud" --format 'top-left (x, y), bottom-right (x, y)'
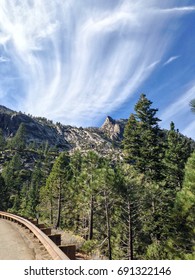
top-left (160, 85), bottom-right (195, 121)
top-left (0, 0), bottom-right (195, 126)
top-left (146, 60), bottom-right (161, 70)
top-left (160, 84), bottom-right (195, 135)
top-left (0, 56), bottom-right (9, 62)
top-left (163, 55), bottom-right (180, 66)
top-left (159, 6), bottom-right (195, 13)
top-left (182, 120), bottom-right (195, 138)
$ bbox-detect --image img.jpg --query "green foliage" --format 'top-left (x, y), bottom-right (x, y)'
top-left (80, 240), bottom-right (99, 254)
top-left (163, 121), bottom-right (193, 190)
top-left (0, 129), bottom-right (6, 150)
top-left (123, 94), bottom-right (164, 182)
top-left (145, 240), bottom-right (167, 260)
top-left (170, 152), bottom-right (195, 259)
top-left (0, 174), bottom-right (9, 211)
top-left (115, 164), bottom-right (145, 259)
top-left (189, 99), bottom-right (195, 113)
top-left (123, 114), bottom-right (141, 164)
top-left (39, 152), bottom-right (72, 228)
top-left (134, 94), bottom-right (160, 125)
top-left (20, 161), bottom-right (45, 218)
top-left (123, 94), bottom-right (194, 259)
top-left (7, 123), bottom-right (26, 151)
top-left (2, 153), bottom-right (22, 191)
top-left (1, 153), bottom-right (30, 212)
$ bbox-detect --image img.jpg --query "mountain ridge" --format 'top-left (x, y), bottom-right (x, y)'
top-left (0, 105), bottom-right (126, 157)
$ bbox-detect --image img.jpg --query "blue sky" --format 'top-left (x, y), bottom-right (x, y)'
top-left (0, 1), bottom-right (195, 139)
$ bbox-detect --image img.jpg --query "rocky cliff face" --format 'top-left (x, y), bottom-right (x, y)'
top-left (100, 116), bottom-right (127, 141)
top-left (0, 106), bottom-right (69, 148)
top-left (0, 105), bottom-right (126, 157)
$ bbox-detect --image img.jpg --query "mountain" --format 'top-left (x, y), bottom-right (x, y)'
top-left (2, 104), bottom-right (194, 159)
top-left (0, 105), bottom-right (126, 157)
top-left (0, 105), bottom-right (16, 115)
top-left (100, 116), bottom-right (127, 141)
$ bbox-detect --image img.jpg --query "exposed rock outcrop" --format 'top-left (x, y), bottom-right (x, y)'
top-left (100, 116), bottom-right (127, 141)
top-left (0, 105), bottom-right (126, 158)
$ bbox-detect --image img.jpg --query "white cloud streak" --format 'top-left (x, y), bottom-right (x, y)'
top-left (182, 120), bottom-right (195, 139)
top-left (0, 56), bottom-right (9, 62)
top-left (160, 85), bottom-right (195, 123)
top-left (159, 6), bottom-right (195, 13)
top-left (0, 0), bottom-right (195, 126)
top-left (163, 55), bottom-right (180, 66)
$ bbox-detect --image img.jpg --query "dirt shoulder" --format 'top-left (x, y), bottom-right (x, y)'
top-left (0, 219), bottom-right (51, 260)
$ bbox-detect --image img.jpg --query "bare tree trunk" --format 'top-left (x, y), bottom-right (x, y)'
top-left (152, 199), bottom-right (155, 214)
top-left (50, 189), bottom-right (53, 225)
top-left (83, 216), bottom-right (88, 240)
top-left (104, 190), bottom-right (112, 260)
top-left (75, 214), bottom-right (80, 233)
top-left (128, 200), bottom-right (133, 260)
top-left (55, 185), bottom-right (61, 229)
top-left (88, 195), bottom-right (94, 240)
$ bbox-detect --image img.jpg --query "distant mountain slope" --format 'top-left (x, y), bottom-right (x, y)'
top-left (0, 105), bottom-right (126, 157)
top-left (1, 105), bottom-right (194, 159)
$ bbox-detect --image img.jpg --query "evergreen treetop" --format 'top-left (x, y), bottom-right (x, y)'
top-left (123, 94), bottom-right (164, 181)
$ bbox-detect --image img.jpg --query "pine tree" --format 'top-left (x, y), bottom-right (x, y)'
top-left (79, 151), bottom-right (101, 240)
top-left (169, 152), bottom-right (195, 259)
top-left (0, 173), bottom-right (9, 211)
top-left (123, 114), bottom-right (141, 165)
top-left (20, 182), bottom-right (29, 216)
top-left (39, 175), bottom-right (54, 224)
top-left (0, 129), bottom-right (6, 150)
top-left (189, 99), bottom-right (195, 113)
top-left (115, 163), bottom-right (159, 260)
top-left (8, 123), bottom-right (26, 151)
top-left (96, 159), bottom-right (116, 260)
top-left (40, 152), bottom-right (72, 228)
top-left (2, 153), bottom-right (23, 210)
top-left (20, 161), bottom-right (44, 218)
top-left (69, 151), bottom-right (84, 232)
top-left (148, 122), bottom-right (194, 258)
top-left (163, 121), bottom-right (193, 190)
top-left (123, 94), bottom-right (164, 182)
top-left (123, 94), bottom-right (174, 259)
top-left (117, 164), bottom-right (140, 259)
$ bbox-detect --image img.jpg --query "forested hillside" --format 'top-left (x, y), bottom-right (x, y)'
top-left (0, 94), bottom-right (194, 260)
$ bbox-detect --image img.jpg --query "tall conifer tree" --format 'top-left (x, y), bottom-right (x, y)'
top-left (0, 129), bottom-right (6, 150)
top-left (170, 152), bottom-right (195, 259)
top-left (0, 174), bottom-right (9, 211)
top-left (164, 121), bottom-right (193, 190)
top-left (123, 94), bottom-right (164, 181)
top-left (40, 152), bottom-right (72, 228)
top-left (8, 123), bottom-right (26, 151)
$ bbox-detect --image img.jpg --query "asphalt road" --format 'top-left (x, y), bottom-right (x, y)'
top-left (0, 219), bottom-right (35, 260)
